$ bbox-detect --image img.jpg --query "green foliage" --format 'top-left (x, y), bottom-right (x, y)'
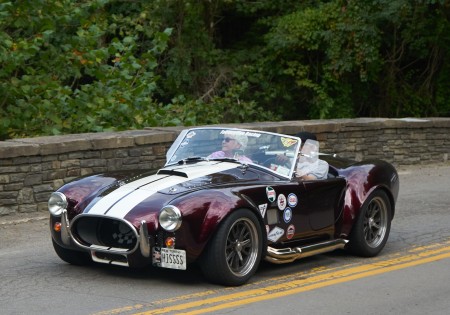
top-left (261, 0), bottom-right (450, 118)
top-left (166, 82), bottom-right (278, 126)
top-left (0, 0), bottom-right (172, 138)
top-left (0, 0), bottom-right (449, 139)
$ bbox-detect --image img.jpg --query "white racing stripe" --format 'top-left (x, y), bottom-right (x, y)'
top-left (87, 161), bottom-right (239, 219)
top-left (86, 173), bottom-right (166, 215)
top-left (105, 175), bottom-right (188, 218)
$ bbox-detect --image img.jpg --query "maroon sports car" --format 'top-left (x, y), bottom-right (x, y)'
top-left (48, 127), bottom-right (399, 286)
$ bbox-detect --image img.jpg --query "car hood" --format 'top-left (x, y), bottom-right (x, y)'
top-left (76, 161), bottom-right (247, 221)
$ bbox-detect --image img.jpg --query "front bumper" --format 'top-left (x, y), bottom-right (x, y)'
top-left (52, 210), bottom-right (152, 266)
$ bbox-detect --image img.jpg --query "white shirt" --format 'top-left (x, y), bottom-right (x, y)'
top-left (296, 159), bottom-right (329, 180)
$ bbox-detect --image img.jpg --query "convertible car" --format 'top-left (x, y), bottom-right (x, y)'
top-left (48, 127), bottom-right (399, 286)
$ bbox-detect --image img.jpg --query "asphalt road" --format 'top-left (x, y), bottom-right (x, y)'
top-left (1, 164), bottom-right (449, 315)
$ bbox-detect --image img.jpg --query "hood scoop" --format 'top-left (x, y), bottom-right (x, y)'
top-left (157, 169), bottom-right (188, 178)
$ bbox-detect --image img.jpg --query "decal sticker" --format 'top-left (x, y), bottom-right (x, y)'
top-left (220, 130), bottom-right (262, 138)
top-left (277, 194), bottom-right (287, 211)
top-left (277, 166), bottom-right (290, 176)
top-left (267, 226), bottom-right (284, 242)
top-left (266, 209), bottom-right (278, 225)
top-left (270, 165), bottom-right (290, 176)
top-left (258, 203), bottom-right (268, 218)
top-left (180, 139), bottom-right (189, 147)
top-left (287, 225), bottom-right (295, 240)
top-left (152, 247), bottom-right (162, 265)
top-left (281, 137), bottom-right (298, 147)
top-left (283, 207), bottom-right (292, 223)
top-left (266, 186), bottom-right (276, 202)
top-left (186, 131), bottom-right (196, 138)
top-left (288, 193), bottom-right (298, 207)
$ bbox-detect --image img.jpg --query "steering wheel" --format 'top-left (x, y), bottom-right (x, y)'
top-left (262, 156), bottom-right (292, 169)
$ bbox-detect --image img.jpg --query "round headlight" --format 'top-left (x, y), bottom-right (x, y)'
top-left (158, 205), bottom-right (182, 232)
top-left (48, 192), bottom-right (68, 216)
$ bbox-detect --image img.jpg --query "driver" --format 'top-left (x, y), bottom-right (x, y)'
top-left (208, 132), bottom-right (252, 163)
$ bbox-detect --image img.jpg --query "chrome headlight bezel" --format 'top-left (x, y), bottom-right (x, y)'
top-left (158, 205), bottom-right (182, 232)
top-left (48, 192), bottom-right (68, 216)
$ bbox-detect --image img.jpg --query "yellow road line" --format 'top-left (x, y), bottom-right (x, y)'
top-left (134, 245), bottom-right (450, 315)
top-left (93, 263), bottom-right (347, 315)
top-left (179, 252), bottom-right (450, 315)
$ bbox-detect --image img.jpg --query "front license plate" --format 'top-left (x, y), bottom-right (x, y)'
top-left (160, 248), bottom-right (186, 270)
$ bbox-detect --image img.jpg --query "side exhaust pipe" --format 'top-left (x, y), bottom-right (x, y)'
top-left (265, 239), bottom-right (348, 264)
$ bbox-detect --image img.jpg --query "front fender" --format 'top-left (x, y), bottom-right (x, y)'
top-left (173, 187), bottom-right (266, 261)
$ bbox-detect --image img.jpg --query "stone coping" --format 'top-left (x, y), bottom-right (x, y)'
top-left (1, 117), bottom-right (449, 159)
top-left (1, 129), bottom-right (176, 159)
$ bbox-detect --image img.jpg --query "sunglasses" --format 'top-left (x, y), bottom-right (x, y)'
top-left (223, 137), bottom-right (236, 142)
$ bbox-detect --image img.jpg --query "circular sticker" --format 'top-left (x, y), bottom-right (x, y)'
top-left (266, 186), bottom-right (276, 202)
top-left (283, 207), bottom-right (292, 223)
top-left (287, 224), bottom-right (295, 240)
top-left (277, 194), bottom-right (287, 211)
top-left (288, 193), bottom-right (298, 207)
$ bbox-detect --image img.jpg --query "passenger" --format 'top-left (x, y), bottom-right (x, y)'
top-left (275, 131), bottom-right (328, 179)
top-left (208, 132), bottom-right (252, 163)
top-left (294, 131), bottom-right (328, 180)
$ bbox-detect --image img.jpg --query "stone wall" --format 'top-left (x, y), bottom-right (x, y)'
top-left (1, 118), bottom-right (449, 217)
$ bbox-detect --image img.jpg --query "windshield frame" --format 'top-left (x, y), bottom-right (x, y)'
top-left (165, 127), bottom-right (301, 179)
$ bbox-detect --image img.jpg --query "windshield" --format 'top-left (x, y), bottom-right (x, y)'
top-left (165, 127), bottom-right (301, 178)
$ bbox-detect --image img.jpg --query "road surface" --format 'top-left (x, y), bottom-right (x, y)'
top-left (1, 164), bottom-right (449, 314)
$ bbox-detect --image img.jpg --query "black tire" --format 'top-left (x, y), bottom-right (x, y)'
top-left (348, 190), bottom-right (392, 257)
top-left (200, 209), bottom-right (263, 286)
top-left (52, 239), bottom-right (92, 265)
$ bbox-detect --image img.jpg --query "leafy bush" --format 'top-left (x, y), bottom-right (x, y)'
top-left (1, 0), bottom-right (448, 139)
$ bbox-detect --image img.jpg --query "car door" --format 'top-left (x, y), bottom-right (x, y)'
top-left (237, 180), bottom-right (311, 241)
top-left (302, 177), bottom-right (347, 231)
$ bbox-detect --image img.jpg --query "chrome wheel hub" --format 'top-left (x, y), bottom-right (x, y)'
top-left (363, 196), bottom-right (388, 248)
top-left (226, 218), bottom-right (259, 277)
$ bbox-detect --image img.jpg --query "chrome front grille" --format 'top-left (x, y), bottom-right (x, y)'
top-left (70, 215), bottom-right (138, 253)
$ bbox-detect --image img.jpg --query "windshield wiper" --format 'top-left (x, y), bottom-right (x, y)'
top-left (209, 158), bottom-right (251, 167)
top-left (177, 156), bottom-right (248, 166)
top-left (177, 156), bottom-right (208, 165)
top-left (209, 157), bottom-right (238, 162)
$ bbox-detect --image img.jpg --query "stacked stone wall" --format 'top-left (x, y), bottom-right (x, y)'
top-left (1, 118), bottom-right (449, 217)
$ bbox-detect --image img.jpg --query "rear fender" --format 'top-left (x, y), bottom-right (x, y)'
top-left (338, 162), bottom-right (398, 238)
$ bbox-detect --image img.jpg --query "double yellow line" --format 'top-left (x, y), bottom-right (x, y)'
top-left (96, 242), bottom-right (450, 315)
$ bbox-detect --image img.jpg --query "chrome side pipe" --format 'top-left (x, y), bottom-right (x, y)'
top-left (265, 239), bottom-right (348, 264)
